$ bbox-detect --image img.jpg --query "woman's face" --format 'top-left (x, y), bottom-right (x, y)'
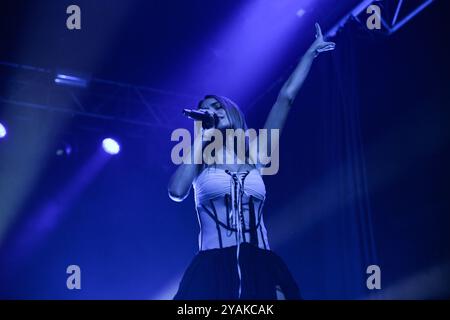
top-left (198, 97), bottom-right (231, 130)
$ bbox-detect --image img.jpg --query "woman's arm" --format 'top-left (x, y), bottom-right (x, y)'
top-left (263, 23), bottom-right (335, 132)
top-left (168, 133), bottom-right (204, 202)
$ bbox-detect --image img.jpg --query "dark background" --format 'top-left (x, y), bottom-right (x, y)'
top-left (0, 0), bottom-right (449, 299)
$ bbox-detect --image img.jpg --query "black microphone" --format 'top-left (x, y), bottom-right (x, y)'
top-left (182, 109), bottom-right (218, 129)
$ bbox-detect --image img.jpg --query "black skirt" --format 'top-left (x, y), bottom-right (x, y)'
top-left (173, 243), bottom-right (301, 300)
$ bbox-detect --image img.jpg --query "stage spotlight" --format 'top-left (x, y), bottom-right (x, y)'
top-left (54, 73), bottom-right (89, 88)
top-left (296, 9), bottom-right (306, 18)
top-left (102, 138), bottom-right (120, 155)
top-left (0, 122), bottom-right (7, 138)
top-left (56, 142), bottom-right (72, 157)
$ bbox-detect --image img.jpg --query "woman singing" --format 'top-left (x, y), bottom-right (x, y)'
top-left (168, 23), bottom-right (335, 299)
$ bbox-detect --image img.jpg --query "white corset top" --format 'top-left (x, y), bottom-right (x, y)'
top-left (193, 166), bottom-right (270, 251)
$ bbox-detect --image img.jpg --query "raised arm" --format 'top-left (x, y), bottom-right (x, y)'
top-left (263, 23), bottom-right (335, 132)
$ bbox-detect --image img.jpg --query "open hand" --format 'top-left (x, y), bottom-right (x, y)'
top-left (308, 23), bottom-right (336, 58)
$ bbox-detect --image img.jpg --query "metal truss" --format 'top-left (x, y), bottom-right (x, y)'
top-left (0, 61), bottom-right (197, 130)
top-left (327, 0), bottom-right (435, 37)
top-left (248, 0), bottom-right (436, 113)
top-left (1, 1), bottom-right (436, 128)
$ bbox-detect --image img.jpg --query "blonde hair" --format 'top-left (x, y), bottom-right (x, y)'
top-left (199, 95), bottom-right (247, 130)
top-left (198, 95), bottom-right (254, 169)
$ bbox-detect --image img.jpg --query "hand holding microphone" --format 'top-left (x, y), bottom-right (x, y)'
top-left (182, 109), bottom-right (218, 129)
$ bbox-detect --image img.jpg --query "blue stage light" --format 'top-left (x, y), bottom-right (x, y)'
top-left (54, 73), bottom-right (88, 88)
top-left (296, 9), bottom-right (306, 18)
top-left (102, 138), bottom-right (120, 155)
top-left (0, 122), bottom-right (7, 138)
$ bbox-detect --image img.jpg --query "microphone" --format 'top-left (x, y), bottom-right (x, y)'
top-left (182, 109), bottom-right (218, 129)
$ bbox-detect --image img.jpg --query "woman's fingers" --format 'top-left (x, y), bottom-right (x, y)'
top-left (312, 23), bottom-right (336, 56)
top-left (317, 42), bottom-right (336, 53)
top-left (318, 46), bottom-right (334, 53)
top-left (319, 42), bottom-right (335, 50)
top-left (325, 42), bottom-right (336, 50)
top-left (315, 22), bottom-right (322, 38)
top-left (318, 45), bottom-right (334, 51)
